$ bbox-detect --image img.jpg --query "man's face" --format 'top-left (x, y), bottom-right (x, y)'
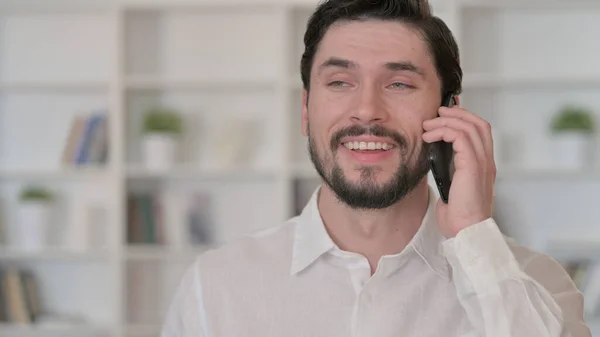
top-left (302, 20), bottom-right (442, 209)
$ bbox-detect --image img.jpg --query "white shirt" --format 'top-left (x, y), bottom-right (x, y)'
top-left (161, 186), bottom-right (591, 337)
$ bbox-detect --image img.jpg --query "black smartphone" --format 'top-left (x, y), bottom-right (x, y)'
top-left (428, 93), bottom-right (456, 204)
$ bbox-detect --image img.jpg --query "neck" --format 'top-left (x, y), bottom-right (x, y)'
top-left (317, 179), bottom-right (431, 275)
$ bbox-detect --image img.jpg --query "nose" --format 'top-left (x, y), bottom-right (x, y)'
top-left (351, 84), bottom-right (389, 124)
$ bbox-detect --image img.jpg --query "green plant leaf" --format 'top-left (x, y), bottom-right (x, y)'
top-left (551, 105), bottom-right (595, 133)
top-left (19, 186), bottom-right (53, 202)
top-left (142, 106), bottom-right (183, 134)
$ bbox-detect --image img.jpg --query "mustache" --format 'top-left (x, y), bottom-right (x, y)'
top-left (330, 124), bottom-right (408, 151)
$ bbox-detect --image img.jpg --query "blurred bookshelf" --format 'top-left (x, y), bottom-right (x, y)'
top-left (0, 0), bottom-right (599, 336)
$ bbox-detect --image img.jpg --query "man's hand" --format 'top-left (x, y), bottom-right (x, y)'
top-left (422, 105), bottom-right (496, 238)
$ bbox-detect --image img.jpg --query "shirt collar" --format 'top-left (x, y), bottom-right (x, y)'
top-left (290, 184), bottom-right (451, 281)
top-left (290, 185), bottom-right (336, 275)
top-left (408, 186), bottom-right (452, 281)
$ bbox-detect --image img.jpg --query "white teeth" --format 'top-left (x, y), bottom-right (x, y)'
top-left (343, 141), bottom-right (394, 151)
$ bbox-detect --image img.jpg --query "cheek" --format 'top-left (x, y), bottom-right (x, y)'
top-left (399, 120), bottom-right (426, 159)
top-left (386, 102), bottom-right (432, 152)
top-left (308, 94), bottom-right (347, 139)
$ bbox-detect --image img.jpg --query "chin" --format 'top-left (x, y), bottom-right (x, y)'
top-left (340, 166), bottom-right (395, 189)
top-left (345, 162), bottom-right (396, 178)
top-left (309, 135), bottom-right (428, 209)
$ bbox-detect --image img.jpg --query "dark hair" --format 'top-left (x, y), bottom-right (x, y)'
top-left (300, 0), bottom-right (462, 98)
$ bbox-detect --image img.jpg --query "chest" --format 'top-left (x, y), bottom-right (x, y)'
top-left (205, 267), bottom-right (477, 337)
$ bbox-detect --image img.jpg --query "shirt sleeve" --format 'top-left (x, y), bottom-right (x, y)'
top-left (442, 218), bottom-right (591, 337)
top-left (161, 259), bottom-right (210, 337)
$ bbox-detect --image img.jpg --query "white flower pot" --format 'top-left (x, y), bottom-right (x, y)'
top-left (550, 132), bottom-right (592, 170)
top-left (142, 133), bottom-right (178, 170)
top-left (14, 201), bottom-right (52, 252)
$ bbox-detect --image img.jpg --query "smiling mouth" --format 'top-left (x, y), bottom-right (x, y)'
top-left (342, 141), bottom-right (395, 151)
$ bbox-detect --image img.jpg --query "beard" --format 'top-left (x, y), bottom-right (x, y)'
top-left (308, 123), bottom-right (431, 210)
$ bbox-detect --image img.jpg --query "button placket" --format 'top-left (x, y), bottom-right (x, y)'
top-left (347, 256), bottom-right (375, 337)
top-left (346, 255), bottom-right (371, 294)
top-left (361, 290), bottom-right (372, 304)
top-left (354, 276), bottom-right (379, 337)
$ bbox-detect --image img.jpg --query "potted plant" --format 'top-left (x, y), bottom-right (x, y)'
top-left (141, 106), bottom-right (183, 170)
top-left (15, 185), bottom-right (54, 251)
top-left (550, 104), bottom-right (595, 169)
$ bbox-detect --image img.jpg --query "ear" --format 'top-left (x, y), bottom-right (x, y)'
top-left (301, 89), bottom-right (309, 137)
top-left (454, 95), bottom-right (461, 107)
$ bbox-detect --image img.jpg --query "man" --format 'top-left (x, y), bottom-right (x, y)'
top-left (161, 0), bottom-right (590, 336)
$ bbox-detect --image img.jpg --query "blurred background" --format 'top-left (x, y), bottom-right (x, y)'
top-left (0, 0), bottom-right (599, 336)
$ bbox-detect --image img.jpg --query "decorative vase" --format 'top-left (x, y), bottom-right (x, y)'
top-left (142, 132), bottom-right (178, 171)
top-left (550, 132), bottom-right (591, 170)
top-left (14, 201), bottom-right (52, 252)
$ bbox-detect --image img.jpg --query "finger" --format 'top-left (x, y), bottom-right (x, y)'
top-left (422, 126), bottom-right (479, 170)
top-left (438, 107), bottom-right (494, 156)
top-left (423, 116), bottom-right (486, 163)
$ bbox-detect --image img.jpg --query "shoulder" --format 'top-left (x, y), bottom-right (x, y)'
top-left (504, 237), bottom-right (588, 325)
top-left (456, 218), bottom-right (575, 293)
top-left (504, 236), bottom-right (578, 295)
top-left (161, 218), bottom-right (300, 332)
top-left (191, 216), bottom-right (300, 283)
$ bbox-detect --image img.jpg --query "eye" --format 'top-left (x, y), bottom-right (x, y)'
top-left (328, 80), bottom-right (349, 87)
top-left (389, 82), bottom-right (412, 89)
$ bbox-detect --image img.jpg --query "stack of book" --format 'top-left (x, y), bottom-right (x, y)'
top-left (0, 268), bottom-right (41, 324)
top-left (60, 111), bottom-right (109, 166)
top-left (127, 193), bottom-right (165, 245)
top-left (126, 191), bottom-right (214, 247)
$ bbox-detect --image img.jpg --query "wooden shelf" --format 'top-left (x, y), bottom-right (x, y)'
top-left (496, 167), bottom-right (600, 181)
top-left (0, 80), bottom-right (108, 92)
top-left (0, 1), bottom-right (113, 13)
top-left (0, 166), bottom-right (111, 180)
top-left (0, 322), bottom-right (111, 337)
top-left (0, 247), bottom-right (111, 261)
top-left (463, 73), bottom-right (600, 88)
top-left (125, 75), bottom-right (278, 91)
top-left (126, 165), bottom-right (279, 180)
top-left (126, 244), bottom-right (211, 261)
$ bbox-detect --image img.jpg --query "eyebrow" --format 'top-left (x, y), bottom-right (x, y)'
top-left (385, 61), bottom-right (425, 77)
top-left (317, 57), bottom-right (357, 73)
top-left (317, 57), bottom-right (425, 77)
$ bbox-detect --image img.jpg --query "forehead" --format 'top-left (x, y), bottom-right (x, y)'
top-left (313, 19), bottom-right (434, 75)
